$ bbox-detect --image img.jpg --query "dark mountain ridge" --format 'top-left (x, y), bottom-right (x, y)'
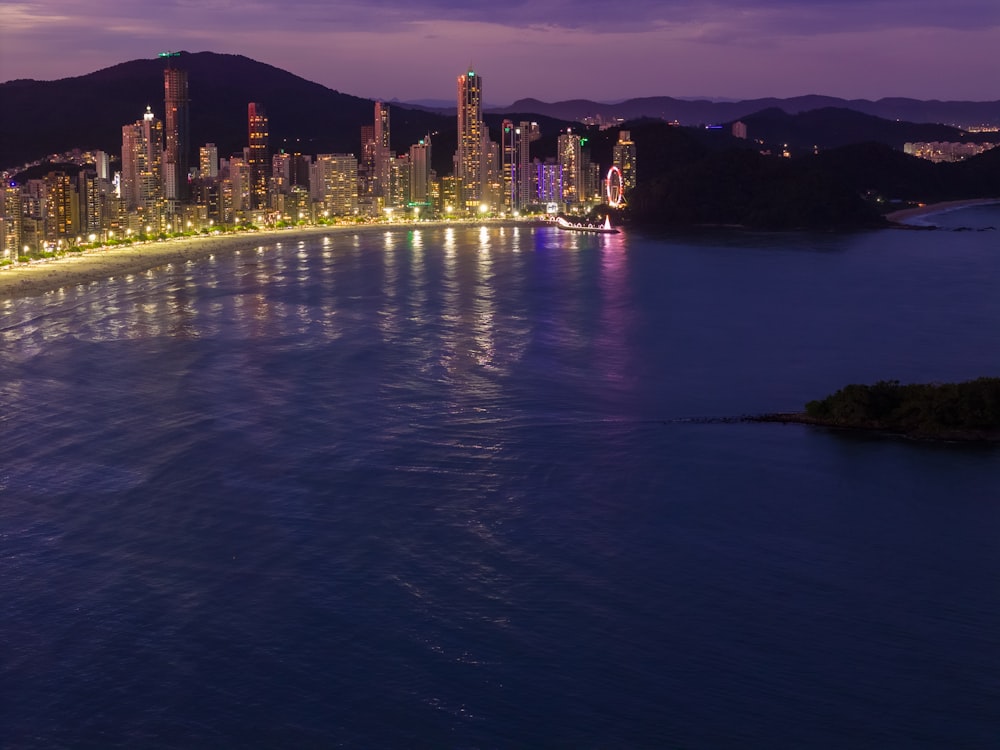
top-left (0, 51), bottom-right (587, 178)
top-left (735, 107), bottom-right (996, 153)
top-left (497, 95), bottom-right (1000, 128)
top-left (0, 51), bottom-right (455, 171)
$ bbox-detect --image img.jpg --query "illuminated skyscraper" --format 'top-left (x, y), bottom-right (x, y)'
top-left (613, 130), bottom-right (637, 194)
top-left (409, 135), bottom-right (432, 207)
top-left (163, 65), bottom-right (190, 201)
top-left (78, 171), bottom-right (103, 234)
top-left (558, 130), bottom-right (582, 205)
top-left (121, 107), bottom-right (163, 213)
top-left (536, 160), bottom-right (563, 204)
top-left (247, 103), bottom-right (269, 210)
top-left (2, 183), bottom-right (23, 258)
top-left (456, 68), bottom-right (485, 212)
top-left (518, 122), bottom-right (535, 210)
top-left (482, 135), bottom-right (501, 211)
top-left (502, 120), bottom-right (516, 211)
top-left (391, 154), bottom-right (410, 208)
top-left (43, 171), bottom-right (75, 240)
top-left (199, 143), bottom-right (219, 179)
top-left (312, 154), bottom-right (358, 216)
top-left (374, 101), bottom-right (392, 203)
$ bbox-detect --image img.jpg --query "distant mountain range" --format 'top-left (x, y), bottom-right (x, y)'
top-left (495, 96), bottom-right (1000, 128)
top-left (2, 51), bottom-right (999, 174)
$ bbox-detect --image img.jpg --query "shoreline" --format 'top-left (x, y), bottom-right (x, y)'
top-left (0, 220), bottom-right (528, 301)
top-left (885, 198), bottom-right (1000, 225)
top-left (749, 412), bottom-right (1000, 443)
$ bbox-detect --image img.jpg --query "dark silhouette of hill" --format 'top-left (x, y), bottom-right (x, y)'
top-left (626, 137), bottom-right (1000, 230)
top-left (497, 95), bottom-right (1000, 128)
top-left (0, 51), bottom-right (454, 169)
top-left (627, 146), bottom-right (884, 230)
top-left (735, 107), bottom-right (985, 152)
top-left (810, 142), bottom-right (1000, 202)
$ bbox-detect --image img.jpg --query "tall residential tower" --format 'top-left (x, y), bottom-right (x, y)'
top-left (456, 68), bottom-right (485, 212)
top-left (163, 64), bottom-right (190, 201)
top-left (374, 101), bottom-right (392, 205)
top-left (121, 106), bottom-right (163, 214)
top-left (247, 103), bottom-right (270, 211)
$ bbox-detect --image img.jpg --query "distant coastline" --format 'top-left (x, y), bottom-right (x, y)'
top-left (751, 412), bottom-right (1000, 442)
top-left (885, 198), bottom-right (1000, 224)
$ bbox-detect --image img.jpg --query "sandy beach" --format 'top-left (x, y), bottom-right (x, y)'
top-left (885, 197), bottom-right (1000, 224)
top-left (0, 227), bottom-right (325, 301)
top-left (0, 221), bottom-right (520, 302)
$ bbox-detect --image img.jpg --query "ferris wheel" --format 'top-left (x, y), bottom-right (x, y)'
top-left (606, 166), bottom-right (625, 208)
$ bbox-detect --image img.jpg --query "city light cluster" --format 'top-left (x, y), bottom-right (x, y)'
top-left (0, 64), bottom-right (637, 261)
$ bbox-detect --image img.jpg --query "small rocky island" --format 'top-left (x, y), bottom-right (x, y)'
top-left (758, 377), bottom-right (1000, 441)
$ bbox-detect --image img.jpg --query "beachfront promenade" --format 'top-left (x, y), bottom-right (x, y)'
top-left (0, 219), bottom-right (532, 300)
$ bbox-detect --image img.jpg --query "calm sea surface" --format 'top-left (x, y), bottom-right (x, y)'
top-left (3, 210), bottom-right (1000, 748)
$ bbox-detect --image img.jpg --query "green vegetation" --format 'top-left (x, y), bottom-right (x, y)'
top-left (805, 378), bottom-right (1000, 437)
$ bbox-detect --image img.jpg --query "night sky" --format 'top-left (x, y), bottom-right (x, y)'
top-left (2, 0), bottom-right (998, 104)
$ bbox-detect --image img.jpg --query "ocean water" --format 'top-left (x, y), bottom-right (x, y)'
top-left (2, 214), bottom-right (1000, 748)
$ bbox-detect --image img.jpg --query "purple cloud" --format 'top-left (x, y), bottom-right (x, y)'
top-left (2, 0), bottom-right (998, 101)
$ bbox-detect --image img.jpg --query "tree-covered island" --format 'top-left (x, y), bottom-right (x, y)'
top-left (758, 378), bottom-right (1000, 440)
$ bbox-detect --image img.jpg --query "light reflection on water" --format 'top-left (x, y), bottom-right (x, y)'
top-left (1, 223), bottom-right (1000, 748)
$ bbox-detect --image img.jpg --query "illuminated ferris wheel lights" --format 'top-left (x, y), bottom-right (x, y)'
top-left (606, 166), bottom-right (625, 208)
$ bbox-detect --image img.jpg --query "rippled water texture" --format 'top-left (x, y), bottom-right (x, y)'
top-left (3, 218), bottom-right (1000, 747)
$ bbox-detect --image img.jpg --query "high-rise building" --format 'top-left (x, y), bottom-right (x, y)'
top-left (224, 155), bottom-right (251, 219)
top-left (247, 103), bottom-right (269, 210)
top-left (43, 171), bottom-right (76, 240)
top-left (312, 154), bottom-right (358, 216)
top-left (535, 160), bottom-right (563, 204)
top-left (613, 130), bottom-right (637, 194)
top-left (121, 107), bottom-right (163, 214)
top-left (456, 68), bottom-right (485, 212)
top-left (482, 135), bottom-right (501, 211)
top-left (2, 182), bottom-right (23, 258)
top-left (374, 102), bottom-right (392, 203)
top-left (359, 124), bottom-right (376, 210)
top-left (502, 120), bottom-right (517, 212)
top-left (199, 143), bottom-right (219, 179)
top-left (78, 171), bottom-right (103, 234)
top-left (291, 154), bottom-right (311, 191)
top-left (409, 135), bottom-right (432, 208)
top-left (517, 122), bottom-right (535, 210)
top-left (272, 152), bottom-right (291, 195)
top-left (94, 151), bottom-right (110, 181)
top-left (163, 65), bottom-right (190, 201)
top-left (558, 130), bottom-right (582, 205)
top-left (391, 154), bottom-right (410, 208)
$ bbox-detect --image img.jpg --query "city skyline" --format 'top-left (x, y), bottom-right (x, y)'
top-left (2, 1), bottom-right (999, 104)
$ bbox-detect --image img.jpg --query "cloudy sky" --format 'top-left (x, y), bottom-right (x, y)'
top-left (2, 0), bottom-right (998, 103)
